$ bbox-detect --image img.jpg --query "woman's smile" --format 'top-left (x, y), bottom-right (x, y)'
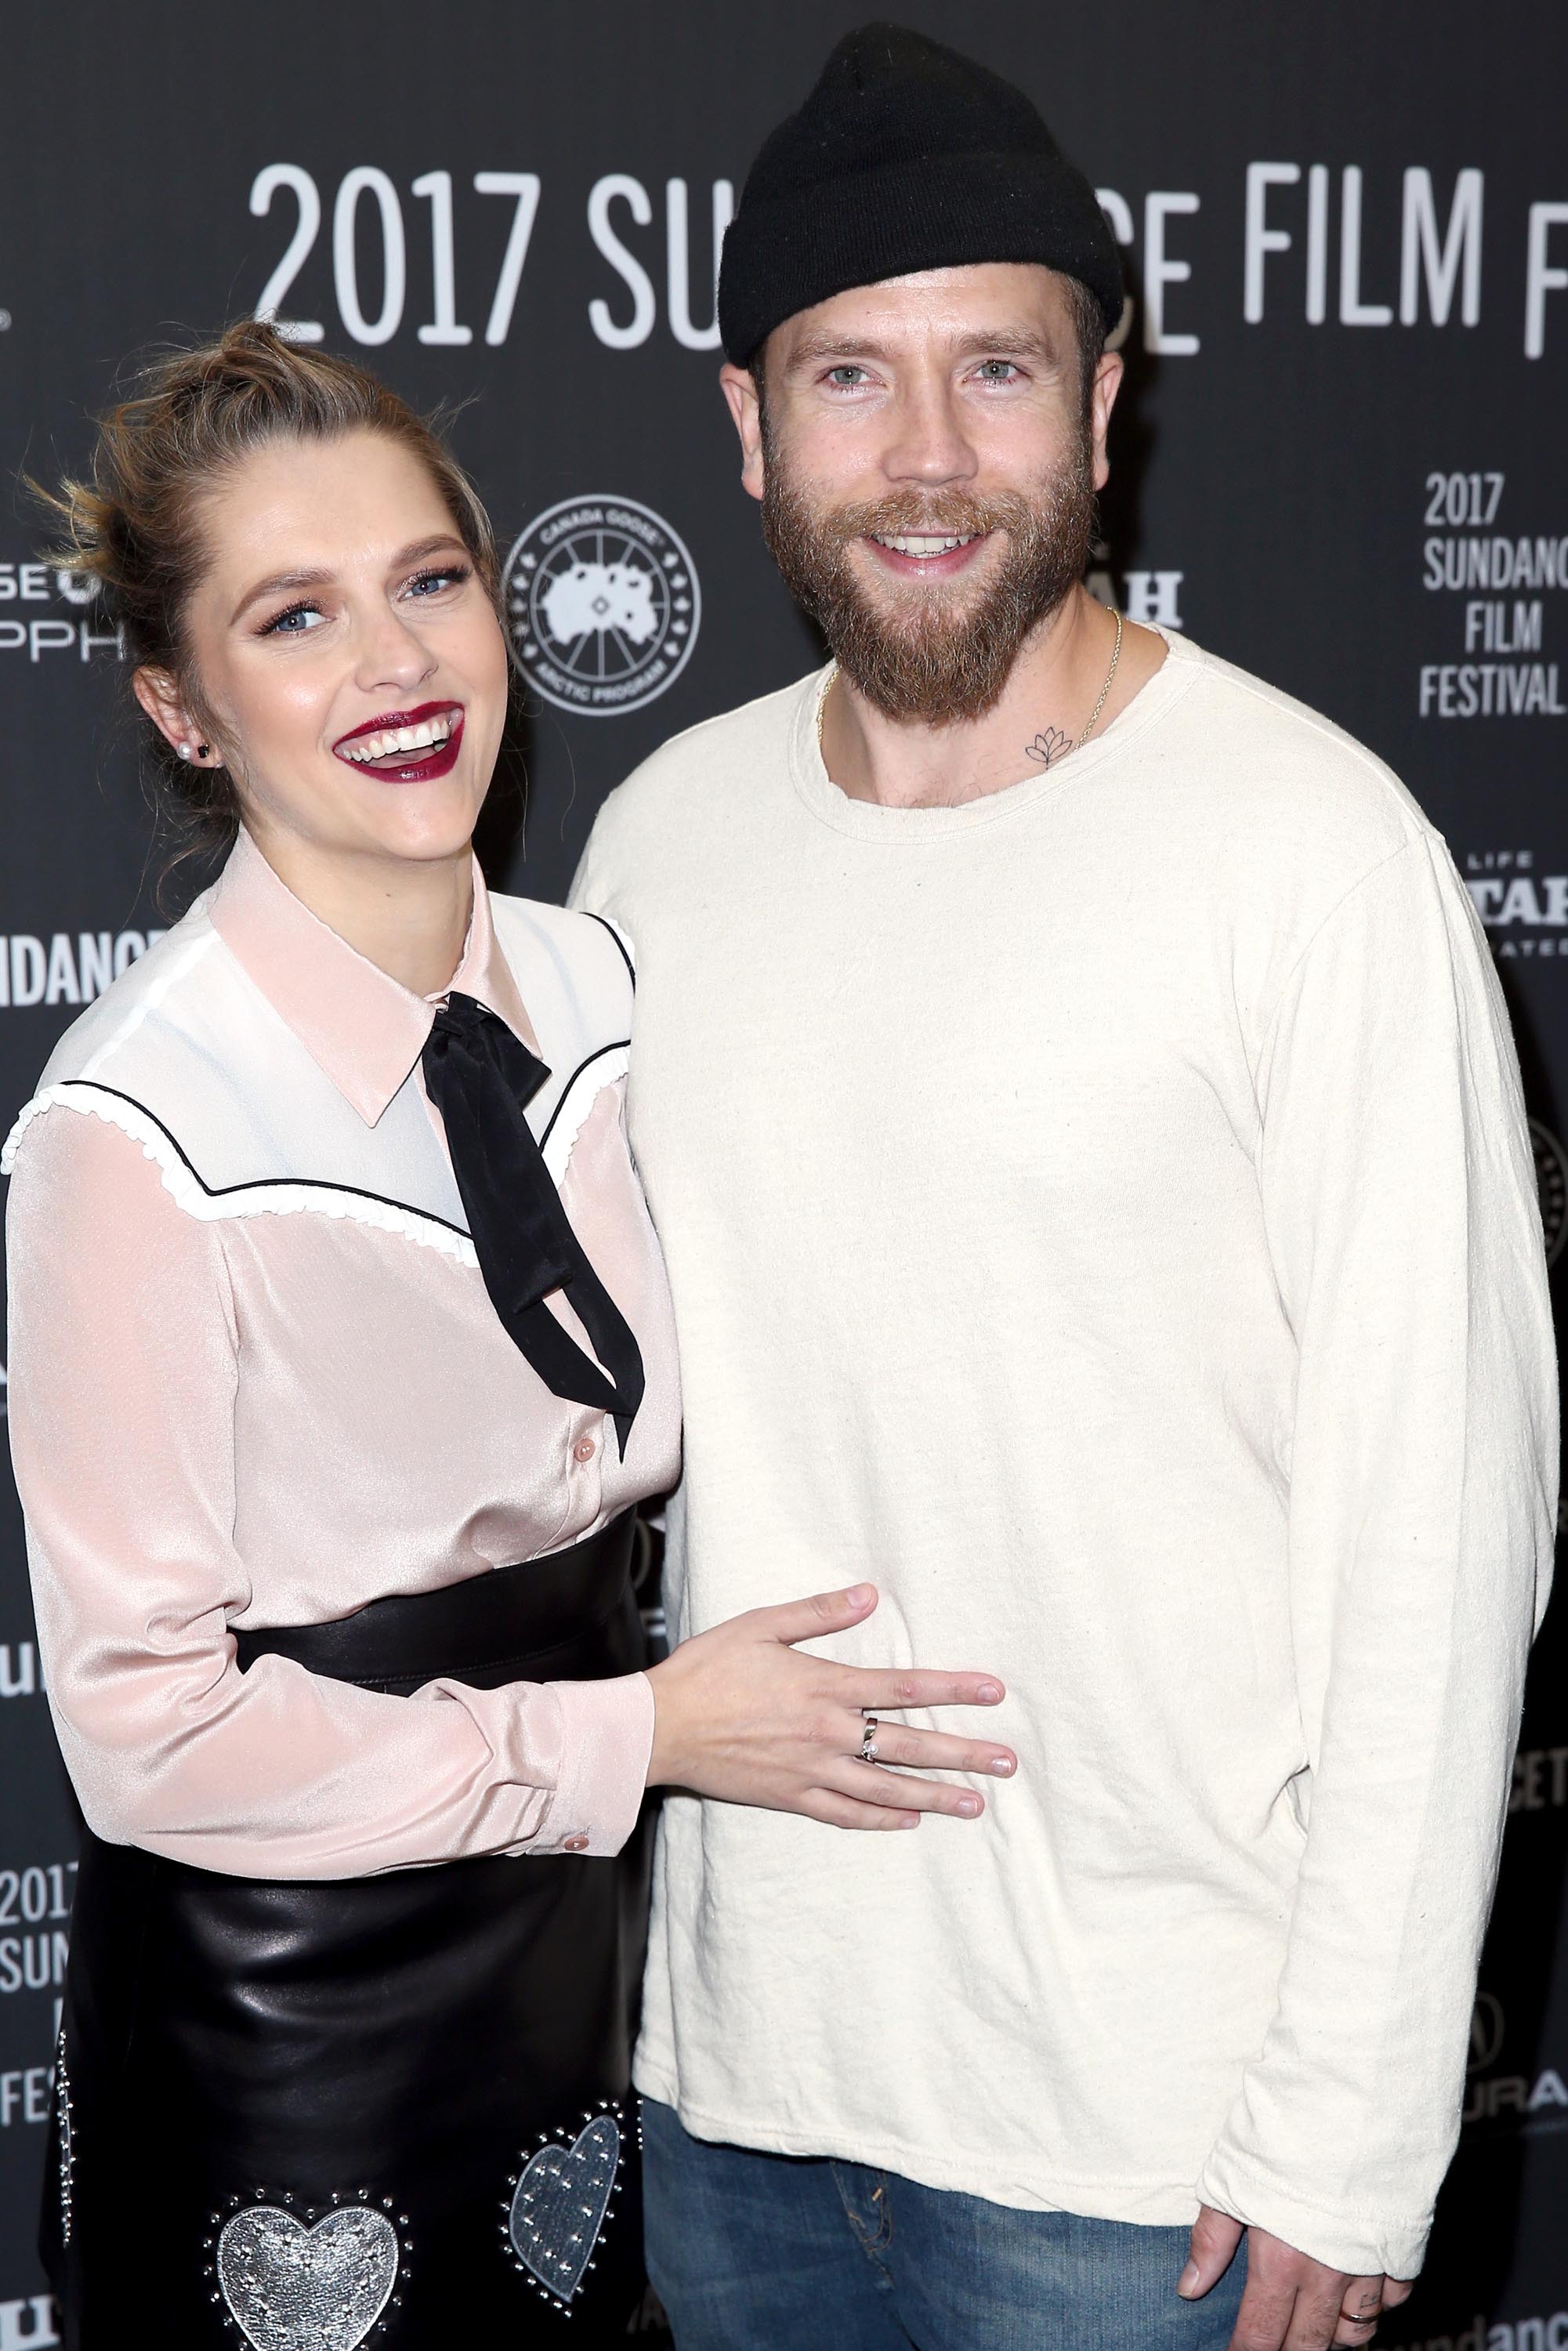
top-left (332, 700), bottom-right (465, 781)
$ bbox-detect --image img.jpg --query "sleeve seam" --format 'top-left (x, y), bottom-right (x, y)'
top-left (1254, 835), bottom-right (1424, 1088)
top-left (1190, 655), bottom-right (1421, 818)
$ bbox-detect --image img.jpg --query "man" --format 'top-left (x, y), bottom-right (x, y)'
top-left (571, 25), bottom-right (1557, 2351)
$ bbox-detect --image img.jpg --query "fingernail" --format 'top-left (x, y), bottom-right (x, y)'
top-left (956, 1795), bottom-right (981, 1817)
top-left (989, 1756), bottom-right (1016, 1776)
top-left (900, 1813), bottom-right (920, 1829)
top-left (976, 1681), bottom-right (1003, 1703)
top-left (1177, 2263), bottom-right (1200, 2297)
top-left (845, 1585), bottom-right (873, 1607)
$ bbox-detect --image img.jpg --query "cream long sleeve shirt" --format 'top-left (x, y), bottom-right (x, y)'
top-left (570, 630), bottom-right (1557, 2280)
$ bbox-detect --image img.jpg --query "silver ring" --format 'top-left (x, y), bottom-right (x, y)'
top-left (859, 1715), bottom-right (879, 1764)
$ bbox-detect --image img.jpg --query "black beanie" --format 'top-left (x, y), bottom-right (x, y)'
top-left (718, 23), bottom-right (1124, 367)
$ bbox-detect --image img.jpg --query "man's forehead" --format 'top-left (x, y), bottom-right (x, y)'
top-left (771, 263), bottom-right (1070, 363)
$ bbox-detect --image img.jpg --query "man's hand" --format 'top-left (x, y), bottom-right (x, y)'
top-left (1179, 2206), bottom-right (1414, 2349)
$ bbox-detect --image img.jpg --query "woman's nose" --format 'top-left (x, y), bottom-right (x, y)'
top-left (353, 607), bottom-right (437, 692)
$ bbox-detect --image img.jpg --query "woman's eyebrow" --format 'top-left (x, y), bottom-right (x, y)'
top-left (228, 537), bottom-right (469, 628)
top-left (389, 533), bottom-right (470, 573)
top-left (229, 565), bottom-right (332, 627)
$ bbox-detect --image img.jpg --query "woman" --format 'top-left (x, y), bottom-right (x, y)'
top-left (2, 321), bottom-right (1016, 2347)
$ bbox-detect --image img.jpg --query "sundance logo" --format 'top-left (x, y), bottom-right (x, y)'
top-left (1387, 2316), bottom-right (1568, 2350)
top-left (0, 2070), bottom-right (53, 2127)
top-left (0, 929), bottom-right (166, 1010)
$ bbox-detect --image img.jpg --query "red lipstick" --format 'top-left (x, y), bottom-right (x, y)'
top-left (331, 701), bottom-right (465, 784)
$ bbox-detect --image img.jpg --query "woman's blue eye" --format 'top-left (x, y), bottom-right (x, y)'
top-left (259, 565), bottom-right (470, 635)
top-left (263, 602), bottom-right (324, 636)
top-left (407, 566), bottom-right (471, 597)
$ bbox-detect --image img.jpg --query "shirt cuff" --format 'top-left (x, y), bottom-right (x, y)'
top-left (1195, 2149), bottom-right (1431, 2281)
top-left (538, 1670), bottom-right (655, 1857)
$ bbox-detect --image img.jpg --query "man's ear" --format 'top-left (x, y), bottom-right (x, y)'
top-left (1088, 350), bottom-right (1124, 495)
top-left (719, 364), bottom-right (766, 504)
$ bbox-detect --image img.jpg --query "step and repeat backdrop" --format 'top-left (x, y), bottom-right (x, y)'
top-left (1, 1), bottom-right (1566, 2340)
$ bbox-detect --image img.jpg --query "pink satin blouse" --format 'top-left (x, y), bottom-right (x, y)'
top-left (2, 833), bottom-right (680, 1878)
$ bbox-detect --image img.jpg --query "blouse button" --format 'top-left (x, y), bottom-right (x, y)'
top-left (563, 1834), bottom-right (589, 1853)
top-left (573, 1436), bottom-right (597, 1463)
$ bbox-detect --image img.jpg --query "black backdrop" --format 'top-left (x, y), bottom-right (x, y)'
top-left (2, 4), bottom-right (1566, 2342)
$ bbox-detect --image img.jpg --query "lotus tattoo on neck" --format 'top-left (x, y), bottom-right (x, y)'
top-left (1024, 726), bottom-right (1073, 767)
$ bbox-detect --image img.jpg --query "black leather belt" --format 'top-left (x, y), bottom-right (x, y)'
top-left (232, 1509), bottom-right (638, 1694)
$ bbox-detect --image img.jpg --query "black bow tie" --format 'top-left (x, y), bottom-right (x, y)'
top-left (421, 993), bottom-right (644, 1455)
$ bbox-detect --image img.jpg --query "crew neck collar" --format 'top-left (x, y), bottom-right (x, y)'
top-left (788, 625), bottom-right (1200, 842)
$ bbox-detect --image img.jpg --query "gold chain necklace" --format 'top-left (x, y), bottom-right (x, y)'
top-left (815, 607), bottom-right (1125, 763)
top-left (1074, 607), bottom-right (1123, 748)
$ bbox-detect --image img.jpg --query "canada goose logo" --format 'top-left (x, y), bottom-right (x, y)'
top-left (505, 497), bottom-right (700, 717)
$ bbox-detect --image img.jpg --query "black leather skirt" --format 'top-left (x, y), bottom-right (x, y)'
top-left (44, 1514), bottom-right (656, 2349)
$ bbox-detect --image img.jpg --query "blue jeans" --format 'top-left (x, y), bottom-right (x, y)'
top-left (643, 2100), bottom-right (1248, 2351)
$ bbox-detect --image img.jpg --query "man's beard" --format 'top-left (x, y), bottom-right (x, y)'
top-left (760, 434), bottom-right (1096, 725)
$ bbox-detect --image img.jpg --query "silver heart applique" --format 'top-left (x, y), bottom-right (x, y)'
top-left (509, 2113), bottom-right (621, 2304)
top-left (216, 2205), bottom-right (398, 2351)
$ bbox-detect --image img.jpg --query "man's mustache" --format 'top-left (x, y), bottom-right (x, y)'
top-left (822, 493), bottom-right (1030, 547)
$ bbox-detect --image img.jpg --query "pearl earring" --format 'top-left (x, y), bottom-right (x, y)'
top-left (177, 743), bottom-right (192, 761)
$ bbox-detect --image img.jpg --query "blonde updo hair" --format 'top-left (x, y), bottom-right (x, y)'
top-left (42, 317), bottom-right (502, 860)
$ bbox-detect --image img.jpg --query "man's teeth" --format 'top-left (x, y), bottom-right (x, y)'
top-left (342, 715), bottom-right (456, 762)
top-left (872, 533), bottom-right (979, 558)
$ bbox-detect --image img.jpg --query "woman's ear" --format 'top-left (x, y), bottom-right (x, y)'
top-left (132, 666), bottom-right (214, 765)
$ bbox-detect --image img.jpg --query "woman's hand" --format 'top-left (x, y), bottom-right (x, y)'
top-left (644, 1584), bottom-right (1015, 1829)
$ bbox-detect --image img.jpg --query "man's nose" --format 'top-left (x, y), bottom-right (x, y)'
top-left (880, 379), bottom-right (978, 488)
